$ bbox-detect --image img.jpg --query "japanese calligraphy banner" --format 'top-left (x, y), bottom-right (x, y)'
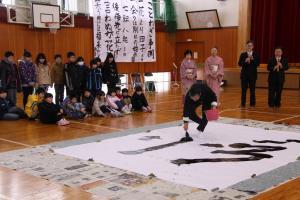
top-left (93, 0), bottom-right (156, 62)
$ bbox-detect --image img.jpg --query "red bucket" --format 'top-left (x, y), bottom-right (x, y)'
top-left (205, 109), bottom-right (219, 121)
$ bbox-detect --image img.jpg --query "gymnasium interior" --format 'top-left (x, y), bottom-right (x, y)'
top-left (0, 0), bottom-right (299, 199)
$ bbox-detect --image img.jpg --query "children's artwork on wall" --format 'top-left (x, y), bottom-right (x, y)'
top-left (93, 0), bottom-right (156, 62)
top-left (55, 122), bottom-right (300, 190)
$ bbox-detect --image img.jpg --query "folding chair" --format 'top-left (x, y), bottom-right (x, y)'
top-left (130, 73), bottom-right (143, 89)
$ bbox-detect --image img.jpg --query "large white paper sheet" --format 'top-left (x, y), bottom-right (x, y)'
top-left (55, 122), bottom-right (300, 190)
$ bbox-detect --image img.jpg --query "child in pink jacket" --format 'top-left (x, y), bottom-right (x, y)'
top-left (106, 89), bottom-right (131, 114)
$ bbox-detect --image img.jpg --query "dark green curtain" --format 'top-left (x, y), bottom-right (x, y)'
top-left (152, 0), bottom-right (160, 20)
top-left (164, 0), bottom-right (177, 32)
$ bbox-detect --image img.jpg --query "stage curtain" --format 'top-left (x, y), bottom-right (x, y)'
top-left (251, 0), bottom-right (300, 63)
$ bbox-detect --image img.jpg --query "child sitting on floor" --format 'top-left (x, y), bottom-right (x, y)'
top-left (122, 88), bottom-right (132, 111)
top-left (82, 90), bottom-right (94, 114)
top-left (25, 87), bottom-right (45, 119)
top-left (92, 91), bottom-right (123, 117)
top-left (132, 86), bottom-right (152, 112)
top-left (0, 89), bottom-right (25, 120)
top-left (38, 93), bottom-right (70, 125)
top-left (64, 94), bottom-right (88, 119)
top-left (106, 89), bottom-right (131, 114)
top-left (115, 87), bottom-right (123, 99)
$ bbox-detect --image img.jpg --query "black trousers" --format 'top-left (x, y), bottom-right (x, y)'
top-left (54, 84), bottom-right (65, 105)
top-left (22, 86), bottom-right (34, 108)
top-left (67, 88), bottom-right (82, 101)
top-left (268, 79), bottom-right (284, 107)
top-left (189, 112), bottom-right (208, 132)
top-left (100, 105), bottom-right (111, 113)
top-left (241, 78), bottom-right (256, 106)
top-left (41, 114), bottom-right (63, 124)
top-left (107, 81), bottom-right (117, 91)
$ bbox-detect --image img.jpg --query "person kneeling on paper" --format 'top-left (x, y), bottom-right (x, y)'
top-left (183, 83), bottom-right (218, 135)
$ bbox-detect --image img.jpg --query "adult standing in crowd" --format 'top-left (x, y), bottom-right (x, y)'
top-left (103, 53), bottom-right (119, 90)
top-left (19, 50), bottom-right (37, 108)
top-left (267, 47), bottom-right (289, 108)
top-left (204, 47), bottom-right (224, 104)
top-left (180, 50), bottom-right (197, 99)
top-left (0, 51), bottom-right (21, 104)
top-left (238, 40), bottom-right (260, 108)
top-left (51, 54), bottom-right (65, 105)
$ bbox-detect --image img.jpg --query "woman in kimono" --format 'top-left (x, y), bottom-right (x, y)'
top-left (204, 47), bottom-right (224, 104)
top-left (180, 50), bottom-right (197, 98)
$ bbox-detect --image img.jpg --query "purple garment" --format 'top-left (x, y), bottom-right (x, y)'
top-left (19, 59), bottom-right (37, 87)
top-left (204, 56), bottom-right (224, 102)
top-left (180, 59), bottom-right (197, 95)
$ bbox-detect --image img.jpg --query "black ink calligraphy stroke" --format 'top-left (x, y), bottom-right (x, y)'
top-left (118, 140), bottom-right (192, 155)
top-left (171, 143), bottom-right (288, 166)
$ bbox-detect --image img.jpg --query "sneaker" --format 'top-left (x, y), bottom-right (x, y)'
top-left (57, 119), bottom-right (70, 126)
top-left (142, 107), bottom-right (148, 112)
top-left (122, 107), bottom-right (131, 114)
top-left (112, 111), bottom-right (124, 117)
top-left (196, 126), bottom-right (204, 132)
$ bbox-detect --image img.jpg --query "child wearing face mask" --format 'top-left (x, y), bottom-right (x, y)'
top-left (35, 53), bottom-right (51, 91)
top-left (64, 52), bottom-right (85, 101)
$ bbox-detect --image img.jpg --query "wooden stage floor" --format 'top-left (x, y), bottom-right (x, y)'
top-left (0, 83), bottom-right (299, 200)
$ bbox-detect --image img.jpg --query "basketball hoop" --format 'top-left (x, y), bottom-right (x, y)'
top-left (43, 22), bottom-right (60, 34)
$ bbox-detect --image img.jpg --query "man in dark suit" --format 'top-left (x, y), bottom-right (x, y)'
top-left (238, 40), bottom-right (260, 108)
top-left (267, 47), bottom-right (289, 108)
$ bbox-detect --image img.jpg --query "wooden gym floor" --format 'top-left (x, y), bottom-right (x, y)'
top-left (0, 83), bottom-right (299, 200)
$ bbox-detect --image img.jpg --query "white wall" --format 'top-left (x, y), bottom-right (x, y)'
top-left (175, 0), bottom-right (239, 29)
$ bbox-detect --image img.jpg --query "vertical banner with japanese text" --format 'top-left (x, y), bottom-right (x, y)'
top-left (93, 0), bottom-right (156, 62)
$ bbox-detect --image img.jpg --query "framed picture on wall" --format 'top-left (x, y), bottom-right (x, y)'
top-left (186, 9), bottom-right (221, 30)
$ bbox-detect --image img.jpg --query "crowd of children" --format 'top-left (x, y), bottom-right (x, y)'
top-left (0, 50), bottom-right (152, 125)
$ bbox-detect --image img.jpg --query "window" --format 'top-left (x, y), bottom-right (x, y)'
top-left (153, 0), bottom-right (166, 21)
top-left (2, 0), bottom-right (15, 5)
top-left (58, 0), bottom-right (78, 12)
top-left (144, 72), bottom-right (171, 92)
top-left (88, 0), bottom-right (93, 16)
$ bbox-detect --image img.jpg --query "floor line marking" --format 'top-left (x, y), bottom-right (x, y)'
top-left (0, 138), bottom-right (33, 148)
top-left (150, 99), bottom-right (182, 105)
top-left (243, 110), bottom-right (295, 117)
top-left (219, 108), bottom-right (241, 114)
top-left (70, 121), bottom-right (124, 131)
top-left (271, 115), bottom-right (300, 123)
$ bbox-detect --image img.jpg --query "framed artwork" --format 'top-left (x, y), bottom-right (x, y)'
top-left (186, 9), bottom-right (221, 30)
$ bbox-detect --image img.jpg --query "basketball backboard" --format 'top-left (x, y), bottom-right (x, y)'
top-left (32, 3), bottom-right (60, 29)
